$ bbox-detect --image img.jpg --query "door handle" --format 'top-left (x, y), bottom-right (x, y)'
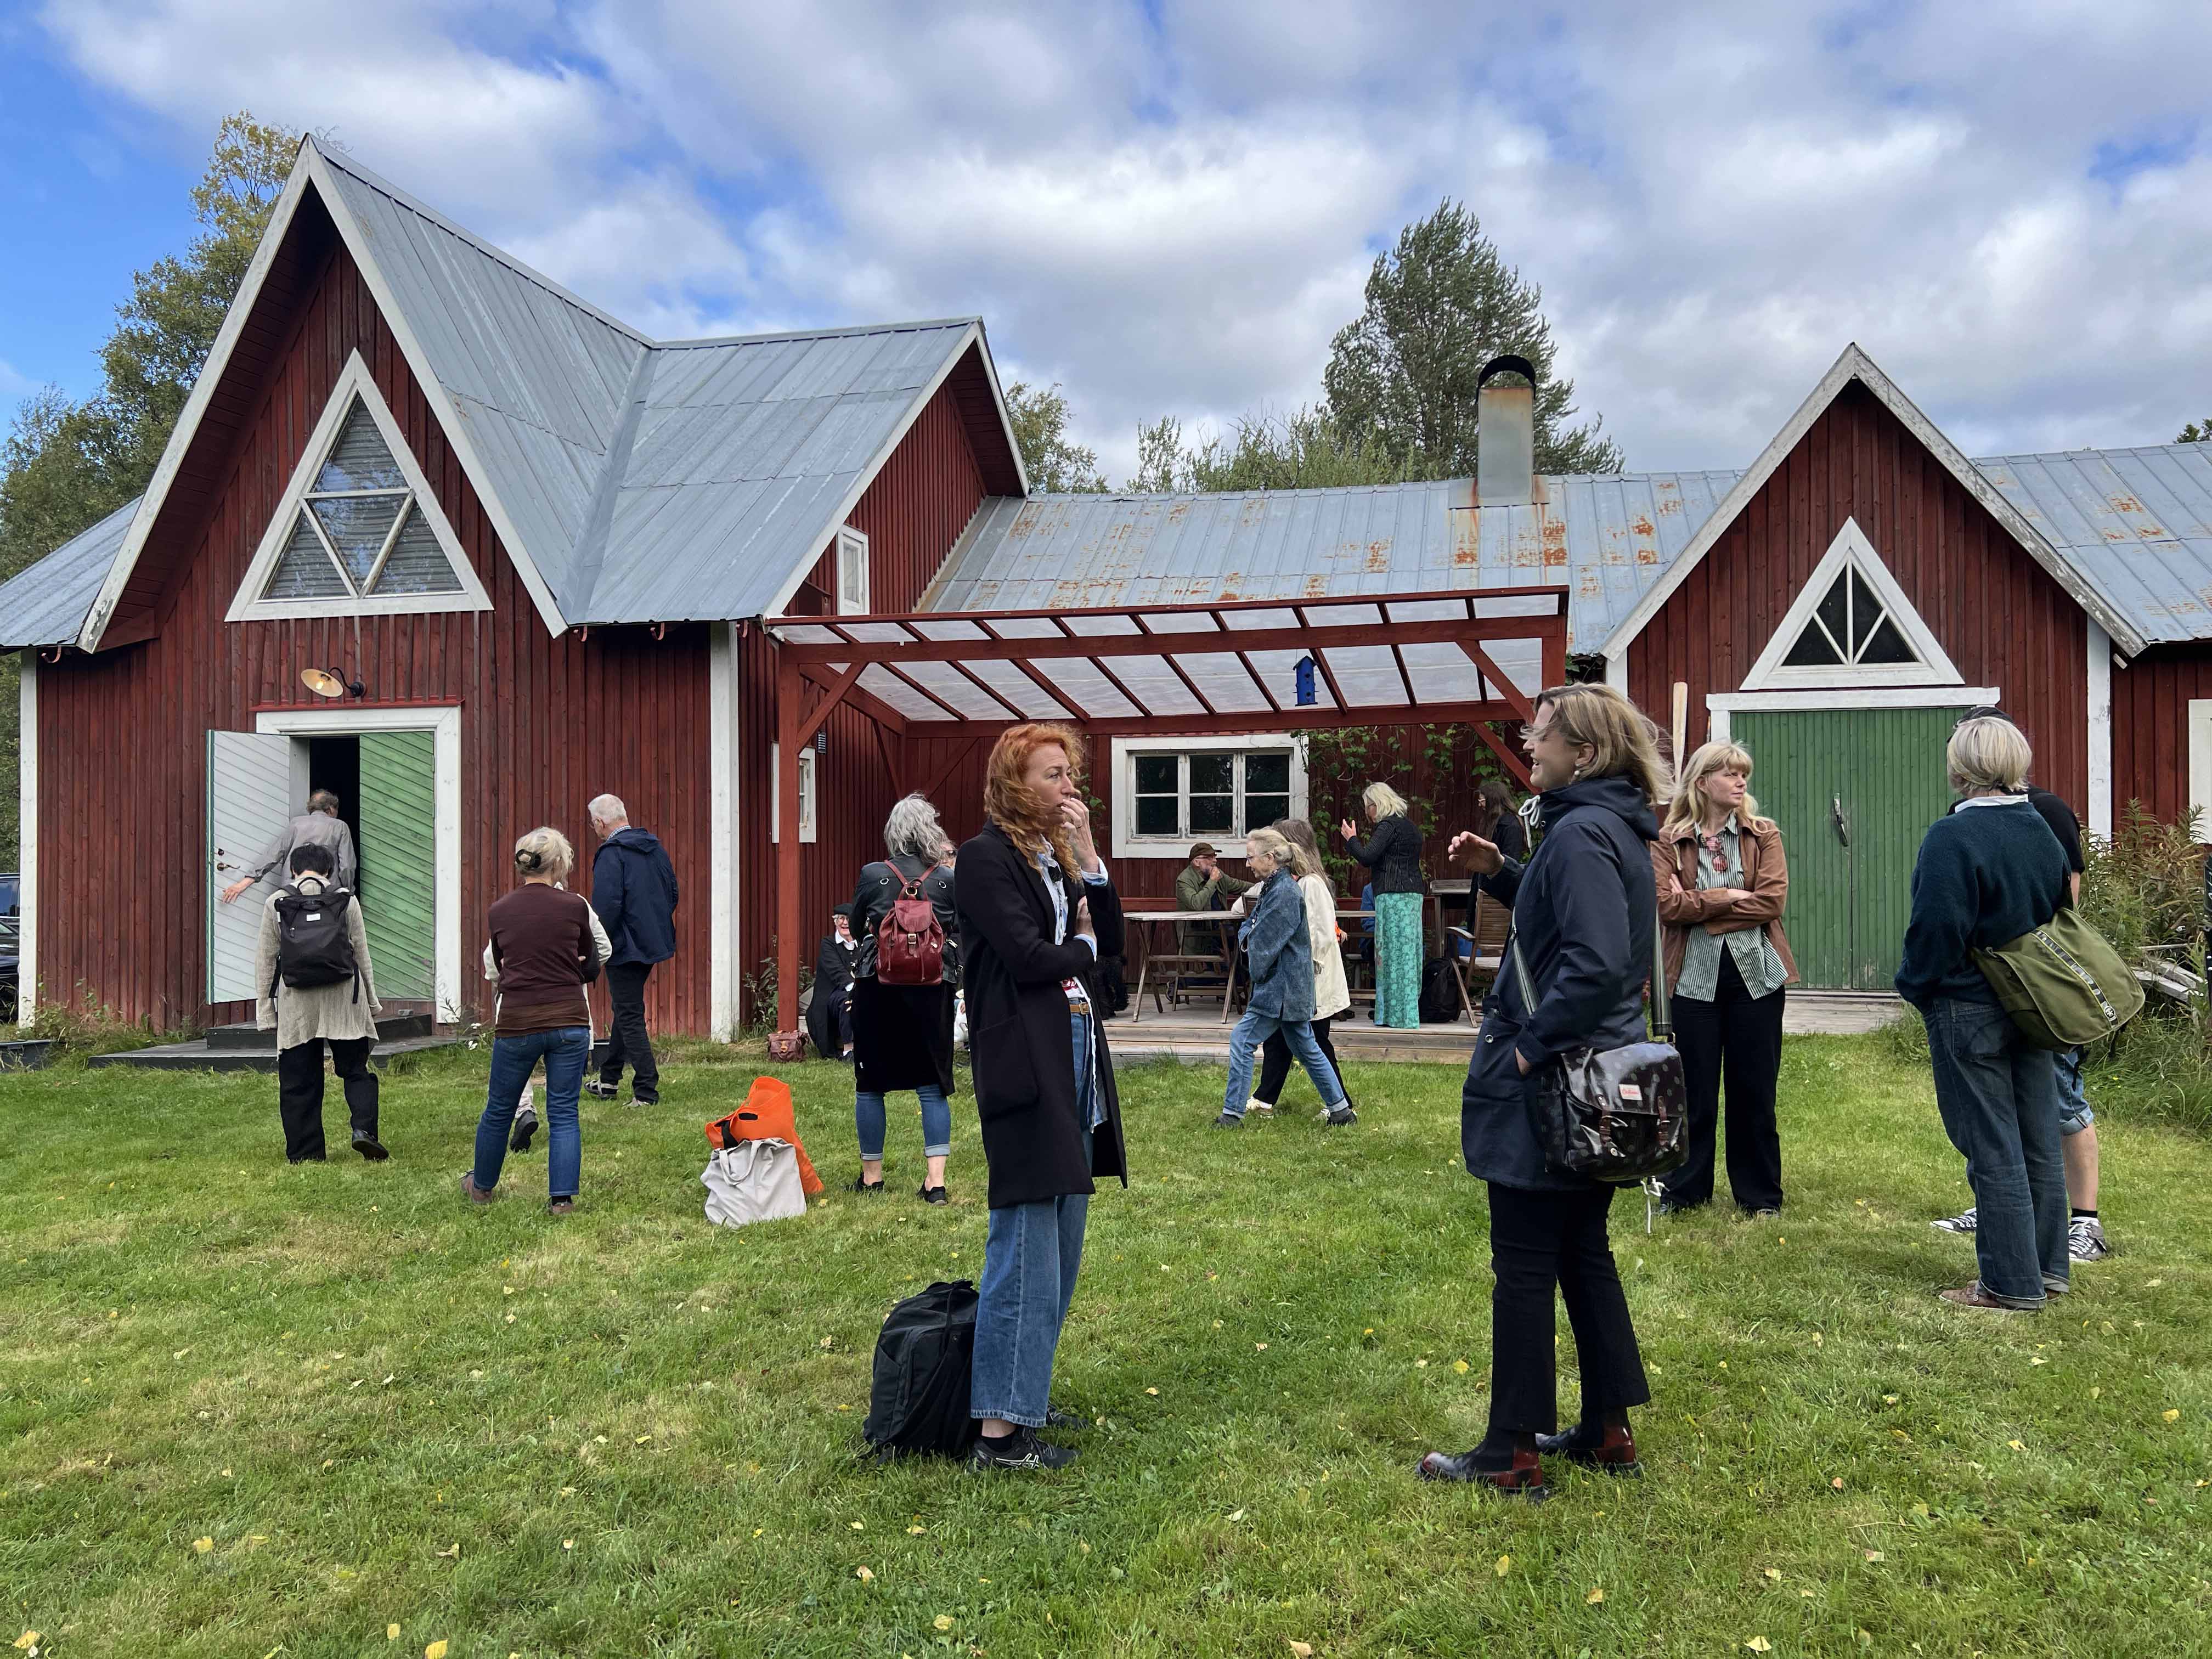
top-left (1830, 795), bottom-right (1851, 849)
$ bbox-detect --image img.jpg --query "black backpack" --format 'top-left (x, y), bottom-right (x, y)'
top-left (860, 1279), bottom-right (979, 1461)
top-left (1419, 955), bottom-right (1461, 1023)
top-left (270, 883), bottom-right (360, 996)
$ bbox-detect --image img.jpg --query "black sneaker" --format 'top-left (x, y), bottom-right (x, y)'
top-left (918, 1184), bottom-right (949, 1205)
top-left (583, 1080), bottom-right (620, 1101)
top-left (970, 1426), bottom-right (1077, 1471)
top-left (1044, 1404), bottom-right (1087, 1431)
top-left (352, 1129), bottom-right (389, 1161)
top-left (851, 1175), bottom-right (886, 1195)
top-left (1324, 1104), bottom-right (1358, 1127)
top-left (508, 1109), bottom-right (538, 1154)
top-left (1211, 1111), bottom-right (1243, 1129)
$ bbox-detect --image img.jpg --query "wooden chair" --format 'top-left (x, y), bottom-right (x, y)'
top-left (1444, 893), bottom-right (1512, 1024)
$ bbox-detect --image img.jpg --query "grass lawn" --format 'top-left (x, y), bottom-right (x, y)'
top-left (3, 1032), bottom-right (2210, 1658)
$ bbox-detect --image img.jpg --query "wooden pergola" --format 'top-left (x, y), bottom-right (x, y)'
top-left (766, 584), bottom-right (1570, 1043)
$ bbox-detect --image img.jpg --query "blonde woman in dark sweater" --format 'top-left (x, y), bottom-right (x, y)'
top-left (462, 828), bottom-right (604, 1214)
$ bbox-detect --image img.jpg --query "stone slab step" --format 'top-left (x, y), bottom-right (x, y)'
top-left (88, 1034), bottom-right (459, 1074)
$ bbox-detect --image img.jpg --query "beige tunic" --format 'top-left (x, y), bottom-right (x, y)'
top-left (1300, 873), bottom-right (1352, 1021)
top-left (253, 874), bottom-right (383, 1048)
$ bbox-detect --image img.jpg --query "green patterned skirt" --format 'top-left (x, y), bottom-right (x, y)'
top-left (1374, 891), bottom-right (1423, 1029)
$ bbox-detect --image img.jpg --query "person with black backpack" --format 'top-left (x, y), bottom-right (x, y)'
top-left (253, 842), bottom-right (386, 1164)
top-left (847, 794), bottom-right (960, 1203)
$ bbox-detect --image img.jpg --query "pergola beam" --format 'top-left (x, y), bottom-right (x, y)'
top-left (776, 612), bottom-right (1562, 667)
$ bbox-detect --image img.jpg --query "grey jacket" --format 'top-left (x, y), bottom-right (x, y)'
top-left (254, 874), bottom-right (382, 1048)
top-left (247, 812), bottom-right (358, 890)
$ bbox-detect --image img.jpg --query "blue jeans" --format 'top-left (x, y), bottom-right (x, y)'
top-left (2056, 1047), bottom-right (2094, 1136)
top-left (1924, 997), bottom-right (2067, 1305)
top-left (1224, 1009), bottom-right (1344, 1116)
top-left (476, 1027), bottom-right (588, 1200)
top-left (971, 1013), bottom-right (1096, 1427)
top-left (856, 1086), bottom-right (952, 1160)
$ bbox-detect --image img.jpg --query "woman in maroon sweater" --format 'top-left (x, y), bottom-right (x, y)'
top-left (463, 828), bottom-right (603, 1213)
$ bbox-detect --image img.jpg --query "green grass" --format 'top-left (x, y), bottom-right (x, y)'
top-left (3, 1036), bottom-right (2210, 1657)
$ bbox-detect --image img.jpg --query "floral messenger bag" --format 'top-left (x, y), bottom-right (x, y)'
top-left (1509, 903), bottom-right (1689, 1199)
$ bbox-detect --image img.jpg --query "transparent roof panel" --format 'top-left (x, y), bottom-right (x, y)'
top-left (963, 658), bottom-right (1072, 720)
top-left (1028, 658), bottom-right (1139, 720)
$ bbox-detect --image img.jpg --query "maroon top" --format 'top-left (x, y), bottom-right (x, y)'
top-left (488, 884), bottom-right (600, 1035)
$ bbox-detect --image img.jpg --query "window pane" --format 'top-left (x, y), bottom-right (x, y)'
top-left (1781, 618), bottom-right (1842, 667)
top-left (369, 503), bottom-right (466, 595)
top-left (1189, 794), bottom-right (1233, 834)
top-left (263, 513), bottom-right (349, 599)
top-left (312, 493), bottom-right (406, 586)
top-left (1243, 752), bottom-right (1291, 792)
top-left (1134, 755), bottom-right (1177, 794)
top-left (1857, 612), bottom-right (1916, 665)
top-left (1814, 573), bottom-right (1849, 651)
top-left (1846, 571), bottom-right (1885, 652)
top-left (1135, 796), bottom-right (1179, 837)
top-left (316, 401), bottom-right (407, 492)
top-left (1190, 754), bottom-right (1234, 794)
top-left (1245, 794), bottom-right (1290, 830)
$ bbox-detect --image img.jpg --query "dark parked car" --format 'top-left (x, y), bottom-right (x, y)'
top-left (1, 873), bottom-right (18, 1023)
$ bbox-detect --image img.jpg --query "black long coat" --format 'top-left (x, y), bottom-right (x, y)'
top-left (955, 822), bottom-right (1129, 1209)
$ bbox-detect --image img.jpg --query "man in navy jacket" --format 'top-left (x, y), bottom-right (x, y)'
top-left (585, 793), bottom-right (679, 1105)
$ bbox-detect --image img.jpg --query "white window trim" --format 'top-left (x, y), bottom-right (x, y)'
top-left (1109, 733), bottom-right (1308, 859)
top-left (770, 744), bottom-right (818, 844)
top-left (1739, 517), bottom-right (1964, 692)
top-left (225, 349), bottom-right (494, 623)
top-left (2188, 701), bottom-right (2212, 839)
top-left (15, 654), bottom-right (36, 1028)
top-left (1707, 686), bottom-right (2000, 744)
top-left (835, 527), bottom-right (870, 617)
top-left (254, 704), bottom-right (462, 1023)
top-left (2086, 619), bottom-right (2113, 841)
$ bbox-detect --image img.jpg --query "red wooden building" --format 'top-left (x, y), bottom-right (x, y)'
top-left (11, 142), bottom-right (2212, 1032)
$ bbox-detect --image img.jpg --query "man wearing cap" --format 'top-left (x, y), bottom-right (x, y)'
top-left (1176, 842), bottom-right (1254, 958)
top-left (806, 905), bottom-right (859, 1060)
top-left (1927, 706), bottom-right (2115, 1263)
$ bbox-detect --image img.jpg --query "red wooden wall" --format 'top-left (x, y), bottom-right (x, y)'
top-left (2112, 646), bottom-right (2212, 825)
top-left (1627, 381), bottom-right (2090, 815)
top-left (31, 203), bottom-right (713, 1035)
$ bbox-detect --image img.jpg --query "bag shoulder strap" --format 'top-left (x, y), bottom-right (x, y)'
top-left (1504, 888), bottom-right (1672, 1042)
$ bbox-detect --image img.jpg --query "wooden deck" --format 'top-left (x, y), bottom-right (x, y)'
top-left (1104, 992), bottom-right (1903, 1064)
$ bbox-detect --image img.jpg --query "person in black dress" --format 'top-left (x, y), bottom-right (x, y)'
top-left (806, 905), bottom-right (857, 1062)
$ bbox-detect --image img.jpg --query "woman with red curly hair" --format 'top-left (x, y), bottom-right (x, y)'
top-left (955, 722), bottom-right (1128, 1472)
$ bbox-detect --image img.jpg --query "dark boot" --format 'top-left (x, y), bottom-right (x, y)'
top-left (1535, 1417), bottom-right (1642, 1476)
top-left (1417, 1431), bottom-right (1547, 1499)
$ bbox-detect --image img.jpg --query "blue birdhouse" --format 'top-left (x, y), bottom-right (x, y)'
top-left (1294, 654), bottom-right (1317, 707)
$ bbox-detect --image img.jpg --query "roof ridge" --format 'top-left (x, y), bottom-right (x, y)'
top-left (311, 141), bottom-right (653, 347)
top-left (651, 315), bottom-right (984, 351)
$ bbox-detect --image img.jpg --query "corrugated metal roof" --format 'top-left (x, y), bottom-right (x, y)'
top-left (925, 470), bottom-right (1742, 650)
top-left (1976, 442), bottom-right (2212, 646)
top-left (0, 496), bottom-right (140, 649)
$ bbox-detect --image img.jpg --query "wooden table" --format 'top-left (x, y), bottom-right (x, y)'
top-left (1124, 906), bottom-right (1375, 1024)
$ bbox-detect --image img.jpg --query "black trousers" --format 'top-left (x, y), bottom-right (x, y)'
top-left (1252, 1015), bottom-right (1352, 1108)
top-left (276, 1036), bottom-right (378, 1161)
top-left (1486, 1182), bottom-right (1650, 1434)
top-left (600, 962), bottom-right (659, 1097)
top-left (1662, 951), bottom-right (1786, 1212)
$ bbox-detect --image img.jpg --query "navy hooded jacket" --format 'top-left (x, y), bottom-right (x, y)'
top-left (1459, 774), bottom-right (1660, 1192)
top-left (591, 827), bottom-right (680, 968)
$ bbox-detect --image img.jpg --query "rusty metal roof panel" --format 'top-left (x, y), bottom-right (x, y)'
top-left (1976, 443), bottom-right (2212, 644)
top-left (928, 472), bottom-right (1741, 649)
top-left (0, 495), bottom-right (140, 648)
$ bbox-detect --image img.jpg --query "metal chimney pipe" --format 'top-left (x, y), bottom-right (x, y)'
top-left (1476, 354), bottom-right (1537, 507)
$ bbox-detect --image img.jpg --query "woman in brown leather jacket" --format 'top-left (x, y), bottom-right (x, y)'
top-left (1652, 741), bottom-right (1796, 1216)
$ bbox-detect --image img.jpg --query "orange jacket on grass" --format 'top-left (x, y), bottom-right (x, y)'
top-left (707, 1076), bottom-right (823, 1195)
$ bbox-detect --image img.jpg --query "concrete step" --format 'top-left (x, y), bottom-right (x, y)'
top-left (88, 1034), bottom-right (458, 1074)
top-left (204, 1012), bottom-right (436, 1049)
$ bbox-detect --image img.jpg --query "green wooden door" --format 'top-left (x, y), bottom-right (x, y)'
top-left (1732, 706), bottom-right (1968, 990)
top-left (357, 731), bottom-right (437, 1002)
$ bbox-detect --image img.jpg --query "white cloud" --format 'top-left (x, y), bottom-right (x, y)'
top-left (0, 359), bottom-right (36, 399)
top-left (37, 0), bottom-right (2212, 479)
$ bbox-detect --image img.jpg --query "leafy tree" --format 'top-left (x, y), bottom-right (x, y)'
top-left (1125, 407), bottom-right (1409, 493)
top-left (0, 111), bottom-right (296, 866)
top-left (1322, 199), bottom-right (1622, 478)
top-left (2179, 417), bottom-right (2212, 443)
top-left (1002, 380), bottom-right (1107, 493)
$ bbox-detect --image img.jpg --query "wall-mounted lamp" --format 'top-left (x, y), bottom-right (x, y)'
top-left (814, 727), bottom-right (828, 755)
top-left (300, 666), bottom-right (366, 699)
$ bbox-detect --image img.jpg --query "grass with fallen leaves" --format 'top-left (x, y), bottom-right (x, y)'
top-left (3, 1032), bottom-right (2210, 1656)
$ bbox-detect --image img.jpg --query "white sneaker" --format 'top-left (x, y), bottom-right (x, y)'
top-left (1248, 1097), bottom-right (1272, 1118)
top-left (1931, 1206), bottom-right (1978, 1234)
top-left (2068, 1216), bottom-right (2113, 1262)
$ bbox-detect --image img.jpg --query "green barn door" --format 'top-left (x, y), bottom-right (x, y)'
top-left (1731, 706), bottom-right (1968, 990)
top-left (357, 731), bottom-right (437, 1002)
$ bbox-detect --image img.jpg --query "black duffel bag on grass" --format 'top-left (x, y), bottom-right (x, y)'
top-left (861, 1279), bottom-right (979, 1462)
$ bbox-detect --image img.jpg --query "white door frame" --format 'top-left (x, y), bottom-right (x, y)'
top-left (254, 703), bottom-right (462, 1021)
top-left (709, 622), bottom-right (740, 1041)
top-left (1707, 686), bottom-right (2001, 744)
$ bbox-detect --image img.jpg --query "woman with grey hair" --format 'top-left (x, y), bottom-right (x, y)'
top-left (846, 793), bottom-right (961, 1202)
top-left (1895, 716), bottom-right (2072, 1312)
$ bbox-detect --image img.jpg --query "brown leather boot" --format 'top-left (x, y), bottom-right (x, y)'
top-left (1416, 1443), bottom-right (1548, 1500)
top-left (1536, 1420), bottom-right (1642, 1476)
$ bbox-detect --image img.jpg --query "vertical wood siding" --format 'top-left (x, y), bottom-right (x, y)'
top-left (1627, 382), bottom-right (2091, 816)
top-left (32, 228), bottom-right (713, 1035)
top-left (2112, 646), bottom-right (2212, 826)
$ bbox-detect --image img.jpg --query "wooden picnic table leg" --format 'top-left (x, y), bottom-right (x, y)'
top-left (1130, 919), bottom-right (1151, 1024)
top-left (1220, 921), bottom-right (1239, 1025)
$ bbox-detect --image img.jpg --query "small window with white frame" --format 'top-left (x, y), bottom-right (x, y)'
top-left (836, 527), bottom-right (870, 616)
top-left (1112, 737), bottom-right (1305, 857)
top-left (770, 744), bottom-right (818, 843)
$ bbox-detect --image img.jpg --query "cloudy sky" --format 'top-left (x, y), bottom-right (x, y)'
top-left (3, 0), bottom-right (2208, 481)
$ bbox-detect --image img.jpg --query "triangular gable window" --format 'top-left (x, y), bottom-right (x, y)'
top-left (227, 351), bottom-right (492, 622)
top-left (1741, 517), bottom-right (1962, 690)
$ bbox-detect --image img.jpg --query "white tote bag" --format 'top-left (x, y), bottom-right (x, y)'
top-left (702, 1137), bottom-right (807, 1228)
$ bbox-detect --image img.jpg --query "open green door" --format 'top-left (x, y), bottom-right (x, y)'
top-left (357, 730), bottom-right (437, 1002)
top-left (1731, 706), bottom-right (1970, 990)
